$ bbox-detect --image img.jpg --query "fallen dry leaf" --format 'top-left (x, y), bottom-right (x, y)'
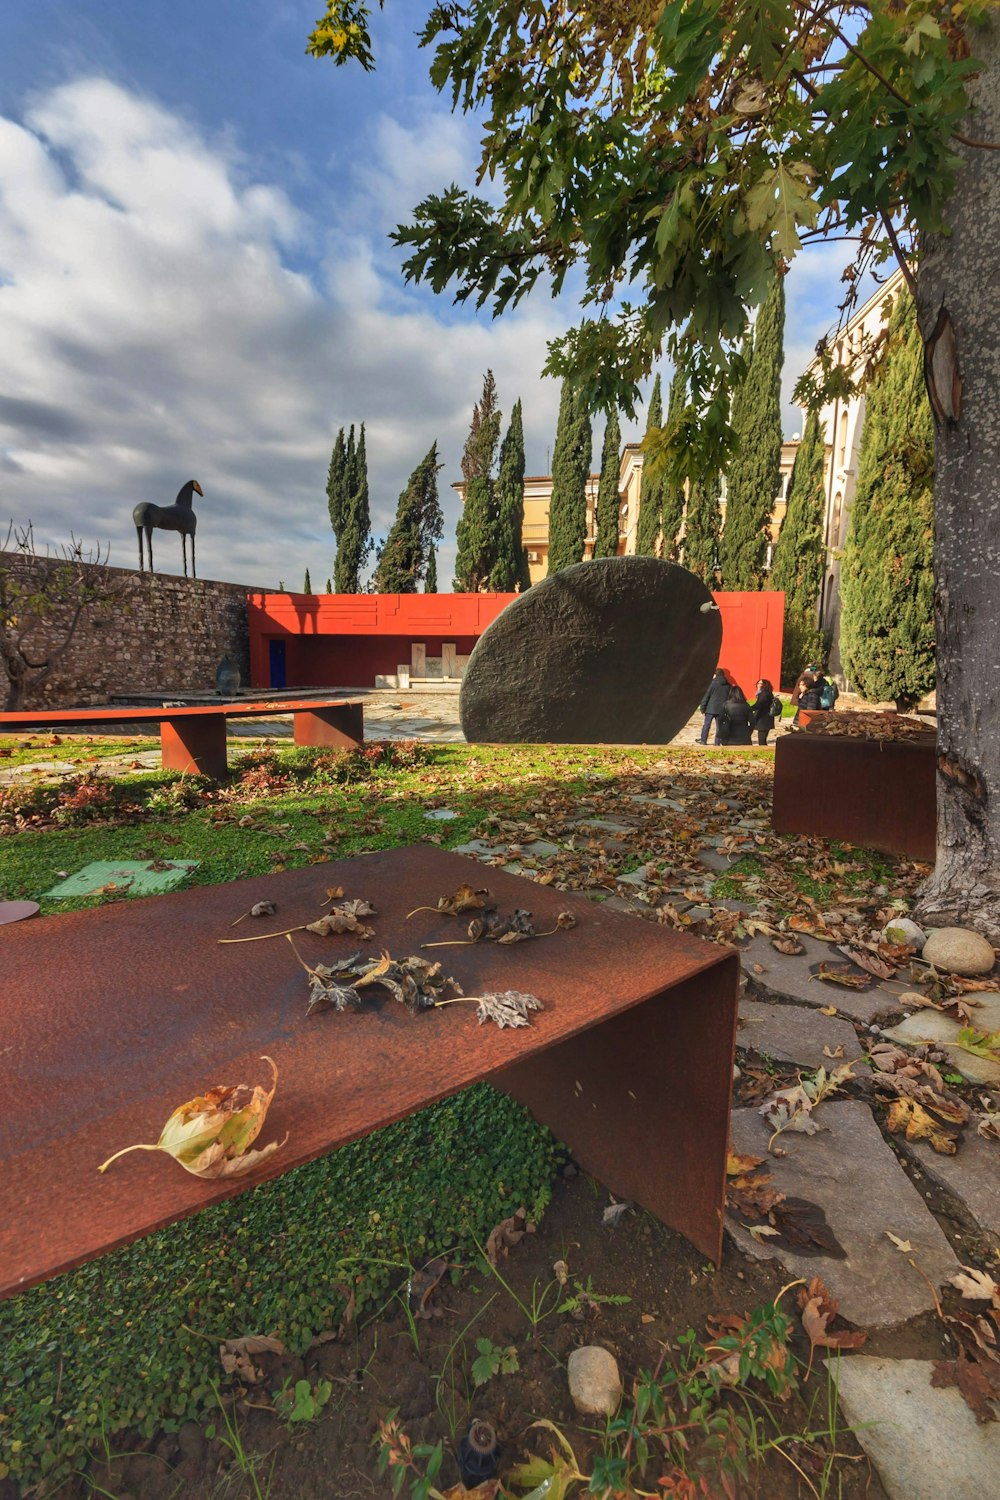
top-left (98, 1057), bottom-right (285, 1179)
top-left (797, 1276), bottom-right (868, 1373)
top-left (950, 1266), bottom-right (1000, 1307)
top-left (759, 1084), bottom-right (819, 1146)
top-left (819, 1005), bottom-right (838, 1017)
top-left (932, 1351), bottom-right (1000, 1423)
top-left (814, 962), bottom-right (872, 991)
top-left (219, 1333), bottom-right (285, 1384)
top-left (484, 1207), bottom-right (535, 1266)
top-left (408, 1255), bottom-right (451, 1319)
top-left (886, 1096), bottom-right (959, 1154)
top-left (771, 935), bottom-right (805, 956)
top-left (885, 1231), bottom-right (913, 1253)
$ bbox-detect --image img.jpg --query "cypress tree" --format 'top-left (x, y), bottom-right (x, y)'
top-left (303, 568), bottom-right (312, 594)
top-left (326, 427), bottom-right (347, 538)
top-left (659, 367), bottom-right (687, 560)
top-left (546, 378), bottom-right (592, 574)
top-left (373, 443), bottom-right (444, 593)
top-left (489, 399), bottom-right (531, 590)
top-left (682, 473), bottom-right (722, 584)
top-left (334, 422), bottom-right (372, 593)
top-left (769, 409), bottom-right (826, 681)
top-left (454, 371), bottom-right (501, 591)
top-left (719, 274), bottom-right (785, 589)
top-left (840, 294), bottom-right (935, 710)
top-left (593, 409), bottom-right (622, 558)
top-left (425, 544), bottom-right (438, 594)
top-left (635, 374), bottom-right (664, 556)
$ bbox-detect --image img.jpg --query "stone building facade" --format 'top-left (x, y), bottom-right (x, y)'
top-left (0, 553), bottom-right (251, 709)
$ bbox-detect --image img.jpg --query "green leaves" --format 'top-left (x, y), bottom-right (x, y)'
top-left (745, 162), bottom-right (819, 258)
top-left (470, 1335), bottom-right (519, 1386)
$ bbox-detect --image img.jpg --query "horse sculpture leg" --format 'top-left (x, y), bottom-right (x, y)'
top-left (182, 534), bottom-right (188, 579)
top-left (191, 533), bottom-right (196, 580)
top-left (146, 526), bottom-right (154, 574)
top-left (136, 526), bottom-right (144, 571)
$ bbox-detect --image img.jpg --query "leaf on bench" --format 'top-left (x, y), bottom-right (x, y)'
top-left (98, 1056), bottom-right (286, 1179)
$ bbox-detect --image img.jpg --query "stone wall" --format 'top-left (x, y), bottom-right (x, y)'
top-left (1, 552), bottom-right (251, 708)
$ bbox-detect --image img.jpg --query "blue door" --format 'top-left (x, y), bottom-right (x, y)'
top-left (269, 639), bottom-right (286, 689)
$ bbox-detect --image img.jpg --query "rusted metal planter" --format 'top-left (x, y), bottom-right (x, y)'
top-left (772, 730), bottom-right (936, 860)
top-left (1, 846), bottom-right (739, 1299)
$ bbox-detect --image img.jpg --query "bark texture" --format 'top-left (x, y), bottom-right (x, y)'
top-left (915, 16), bottom-right (1000, 941)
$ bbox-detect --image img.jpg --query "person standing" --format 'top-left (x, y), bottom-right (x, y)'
top-left (750, 678), bottom-right (782, 745)
top-left (698, 668), bottom-right (731, 745)
top-left (719, 684), bottom-right (754, 745)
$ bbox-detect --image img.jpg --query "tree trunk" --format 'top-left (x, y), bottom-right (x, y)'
top-left (915, 16), bottom-right (1000, 942)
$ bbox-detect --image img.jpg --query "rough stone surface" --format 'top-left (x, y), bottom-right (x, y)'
top-left (882, 997), bottom-right (1000, 1086)
top-left (737, 995), bottom-right (864, 1068)
top-left (899, 1120), bottom-right (1000, 1248)
top-left (830, 1357), bottom-right (1000, 1500)
top-left (728, 1102), bottom-right (959, 1327)
top-left (567, 1346), bottom-right (623, 1416)
top-left (742, 935), bottom-right (906, 1024)
top-left (459, 557), bottom-right (722, 744)
top-left (0, 551), bottom-right (251, 708)
top-left (921, 926), bottom-right (997, 976)
top-left (882, 918), bottom-right (927, 950)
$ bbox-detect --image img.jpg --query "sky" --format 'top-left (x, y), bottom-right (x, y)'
top-left (0, 1), bottom-right (862, 588)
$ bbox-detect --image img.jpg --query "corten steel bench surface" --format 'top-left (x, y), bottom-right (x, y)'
top-left (0, 846), bottom-right (739, 1300)
top-left (772, 730), bottom-right (936, 861)
top-left (0, 697), bottom-right (364, 779)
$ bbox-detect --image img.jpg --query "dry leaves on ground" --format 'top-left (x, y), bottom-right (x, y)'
top-left (484, 1207), bottom-right (535, 1266)
top-left (797, 1276), bottom-right (868, 1375)
top-left (871, 1043), bottom-right (970, 1152)
top-left (218, 1334), bottom-right (285, 1384)
top-left (724, 1153), bottom-right (845, 1256)
top-left (933, 1268), bottom-right (1000, 1422)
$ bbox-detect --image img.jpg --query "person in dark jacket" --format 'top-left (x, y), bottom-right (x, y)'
top-left (718, 684), bottom-right (753, 745)
top-left (798, 672), bottom-right (830, 712)
top-left (750, 678), bottom-right (781, 746)
top-left (698, 668), bottom-right (730, 745)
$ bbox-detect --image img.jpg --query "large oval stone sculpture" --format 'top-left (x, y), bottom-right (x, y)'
top-left (460, 556), bottom-right (723, 744)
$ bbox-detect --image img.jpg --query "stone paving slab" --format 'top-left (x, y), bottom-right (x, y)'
top-left (898, 1121), bottom-right (1000, 1249)
top-left (737, 995), bottom-right (864, 1068)
top-left (728, 1102), bottom-right (960, 1327)
top-left (882, 997), bottom-right (1000, 1086)
top-left (830, 1356), bottom-right (1000, 1500)
top-left (742, 934), bottom-right (906, 1025)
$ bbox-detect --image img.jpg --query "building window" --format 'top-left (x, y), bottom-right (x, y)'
top-left (838, 410), bottom-right (849, 467)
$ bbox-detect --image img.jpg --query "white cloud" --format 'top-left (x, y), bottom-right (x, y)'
top-left (0, 78), bottom-right (580, 588)
top-left (0, 75), bottom-right (851, 594)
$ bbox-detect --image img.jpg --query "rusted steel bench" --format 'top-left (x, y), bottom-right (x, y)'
top-left (772, 729), bottom-right (936, 861)
top-left (0, 846), bottom-right (739, 1299)
top-left (0, 697), bottom-right (364, 779)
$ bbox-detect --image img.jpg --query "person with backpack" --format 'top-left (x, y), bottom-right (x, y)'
top-left (750, 678), bottom-right (782, 745)
top-left (718, 684), bottom-right (754, 745)
top-left (799, 670), bottom-right (835, 712)
top-left (698, 667), bottom-right (731, 745)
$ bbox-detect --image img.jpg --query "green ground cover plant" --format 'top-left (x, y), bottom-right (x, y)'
top-left (0, 1087), bottom-right (558, 1488)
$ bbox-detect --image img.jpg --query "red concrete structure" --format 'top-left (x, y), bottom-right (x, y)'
top-left (248, 590), bottom-right (783, 693)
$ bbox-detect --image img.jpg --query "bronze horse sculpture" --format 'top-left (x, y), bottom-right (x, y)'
top-left (133, 480), bottom-right (203, 578)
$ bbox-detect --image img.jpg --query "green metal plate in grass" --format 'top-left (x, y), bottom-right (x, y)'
top-left (43, 860), bottom-right (199, 900)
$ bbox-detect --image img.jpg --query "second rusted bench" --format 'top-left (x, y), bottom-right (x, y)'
top-left (0, 696), bottom-right (364, 779)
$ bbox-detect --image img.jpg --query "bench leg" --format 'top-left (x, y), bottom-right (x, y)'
top-left (160, 715), bottom-right (229, 779)
top-left (293, 704), bottom-right (364, 750)
top-left (493, 953), bottom-right (739, 1264)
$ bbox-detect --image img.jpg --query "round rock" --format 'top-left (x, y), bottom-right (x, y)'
top-left (567, 1345), bottom-right (623, 1417)
top-left (459, 557), bottom-right (723, 744)
top-left (881, 918), bottom-right (927, 951)
top-left (922, 927), bottom-right (996, 976)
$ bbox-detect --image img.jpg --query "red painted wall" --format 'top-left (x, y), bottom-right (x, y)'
top-left (247, 589), bottom-right (783, 695)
